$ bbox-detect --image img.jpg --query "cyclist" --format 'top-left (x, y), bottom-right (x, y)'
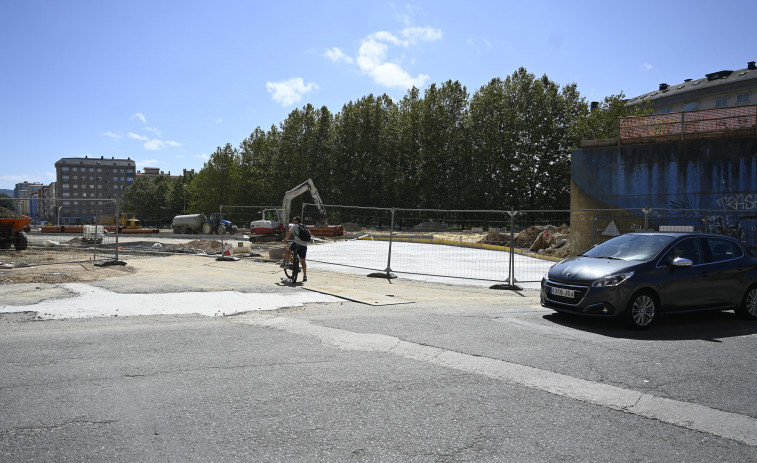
top-left (281, 216), bottom-right (308, 282)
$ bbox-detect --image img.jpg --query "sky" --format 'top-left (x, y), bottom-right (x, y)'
top-left (2, 0), bottom-right (755, 191)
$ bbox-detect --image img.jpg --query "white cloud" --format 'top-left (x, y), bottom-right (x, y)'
top-left (332, 25), bottom-right (441, 90)
top-left (371, 62), bottom-right (429, 89)
top-left (103, 131), bottom-right (121, 139)
top-left (145, 127), bottom-right (162, 136)
top-left (401, 26), bottom-right (442, 44)
top-left (197, 153), bottom-right (209, 161)
top-left (128, 132), bottom-right (149, 141)
top-left (131, 113), bottom-right (147, 123)
top-left (643, 62), bottom-right (654, 71)
top-left (266, 77), bottom-right (318, 107)
top-left (144, 139), bottom-right (181, 151)
top-left (324, 47), bottom-right (353, 64)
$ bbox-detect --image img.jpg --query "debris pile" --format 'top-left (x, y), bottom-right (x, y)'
top-left (0, 206), bottom-right (22, 218)
top-left (479, 231), bottom-right (510, 246)
top-left (478, 224), bottom-right (571, 258)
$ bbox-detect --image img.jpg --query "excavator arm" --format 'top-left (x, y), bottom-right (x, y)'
top-left (280, 179), bottom-right (326, 227)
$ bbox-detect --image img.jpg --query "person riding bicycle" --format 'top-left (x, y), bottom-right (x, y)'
top-left (281, 216), bottom-right (308, 282)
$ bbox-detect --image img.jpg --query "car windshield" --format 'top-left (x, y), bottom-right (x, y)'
top-left (583, 234), bottom-right (676, 261)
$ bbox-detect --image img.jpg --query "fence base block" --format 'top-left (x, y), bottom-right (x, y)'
top-left (367, 272), bottom-right (397, 279)
top-left (489, 283), bottom-right (523, 291)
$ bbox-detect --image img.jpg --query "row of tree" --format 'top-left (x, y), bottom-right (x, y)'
top-left (122, 67), bottom-right (649, 224)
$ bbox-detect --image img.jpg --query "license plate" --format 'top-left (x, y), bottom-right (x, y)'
top-left (551, 287), bottom-right (575, 298)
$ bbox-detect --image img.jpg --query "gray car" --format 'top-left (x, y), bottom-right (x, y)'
top-left (540, 232), bottom-right (757, 329)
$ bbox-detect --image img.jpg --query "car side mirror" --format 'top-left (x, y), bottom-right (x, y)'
top-left (671, 257), bottom-right (693, 268)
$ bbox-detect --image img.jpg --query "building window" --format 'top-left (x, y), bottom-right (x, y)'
top-left (61, 167), bottom-right (69, 173)
top-left (62, 192), bottom-right (70, 198)
top-left (737, 92), bottom-right (751, 104)
top-left (62, 184), bottom-right (70, 189)
top-left (73, 167), bottom-right (78, 172)
top-left (715, 96), bottom-right (728, 107)
top-left (684, 102), bottom-right (699, 112)
top-left (659, 107), bottom-right (672, 114)
top-left (62, 175), bottom-right (69, 181)
top-left (73, 184), bottom-right (78, 188)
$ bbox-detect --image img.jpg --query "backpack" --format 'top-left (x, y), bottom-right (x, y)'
top-left (295, 223), bottom-right (312, 242)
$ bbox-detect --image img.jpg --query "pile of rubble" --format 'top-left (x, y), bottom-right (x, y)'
top-left (0, 206), bottom-right (21, 218)
top-left (479, 224), bottom-right (571, 258)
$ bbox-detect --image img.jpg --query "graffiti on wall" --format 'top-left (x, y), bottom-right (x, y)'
top-left (716, 194), bottom-right (757, 211)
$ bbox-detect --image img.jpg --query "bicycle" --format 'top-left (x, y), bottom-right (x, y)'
top-left (282, 240), bottom-right (301, 285)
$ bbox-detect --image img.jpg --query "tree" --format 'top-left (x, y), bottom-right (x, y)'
top-left (189, 143), bottom-right (241, 214)
top-left (581, 92), bottom-right (653, 140)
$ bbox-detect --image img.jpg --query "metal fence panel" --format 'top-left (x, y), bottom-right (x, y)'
top-left (1, 198), bottom-right (120, 266)
top-left (302, 204), bottom-right (394, 273)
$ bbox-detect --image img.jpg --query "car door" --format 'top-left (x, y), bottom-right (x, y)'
top-left (701, 237), bottom-right (746, 307)
top-left (657, 237), bottom-right (711, 311)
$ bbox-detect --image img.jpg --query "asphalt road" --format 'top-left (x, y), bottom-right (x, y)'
top-left (2, 255), bottom-right (757, 462)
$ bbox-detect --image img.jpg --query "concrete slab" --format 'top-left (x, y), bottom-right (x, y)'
top-left (303, 283), bottom-right (413, 306)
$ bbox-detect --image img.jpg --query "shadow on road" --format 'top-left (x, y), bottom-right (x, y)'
top-left (542, 310), bottom-right (757, 341)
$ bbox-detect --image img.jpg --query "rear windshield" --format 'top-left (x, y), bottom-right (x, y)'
top-left (583, 234), bottom-right (677, 261)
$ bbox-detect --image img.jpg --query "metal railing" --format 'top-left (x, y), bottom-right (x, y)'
top-left (619, 105), bottom-right (757, 143)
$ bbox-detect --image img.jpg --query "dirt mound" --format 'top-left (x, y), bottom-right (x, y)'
top-left (478, 231), bottom-right (510, 246)
top-left (0, 207), bottom-right (22, 219)
top-left (167, 240), bottom-right (223, 253)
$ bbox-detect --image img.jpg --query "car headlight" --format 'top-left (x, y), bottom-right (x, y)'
top-left (592, 271), bottom-right (634, 287)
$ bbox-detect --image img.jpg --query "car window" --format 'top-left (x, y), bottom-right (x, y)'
top-left (584, 234), bottom-right (675, 261)
top-left (661, 237), bottom-right (703, 265)
top-left (704, 237), bottom-right (743, 262)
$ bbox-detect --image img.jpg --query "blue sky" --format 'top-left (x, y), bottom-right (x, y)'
top-left (2, 0), bottom-right (755, 191)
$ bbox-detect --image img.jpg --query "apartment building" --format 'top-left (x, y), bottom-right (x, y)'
top-left (55, 156), bottom-right (136, 221)
top-left (628, 61), bottom-right (756, 113)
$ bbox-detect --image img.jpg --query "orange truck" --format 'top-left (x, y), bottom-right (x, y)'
top-left (0, 214), bottom-right (32, 250)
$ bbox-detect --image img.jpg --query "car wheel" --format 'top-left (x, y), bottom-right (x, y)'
top-left (625, 291), bottom-right (657, 330)
top-left (736, 286), bottom-right (757, 320)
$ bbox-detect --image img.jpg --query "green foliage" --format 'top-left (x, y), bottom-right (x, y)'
top-left (131, 68), bottom-right (637, 213)
top-left (581, 92), bottom-right (653, 140)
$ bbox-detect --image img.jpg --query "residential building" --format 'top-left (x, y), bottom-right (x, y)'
top-left (628, 61), bottom-right (757, 114)
top-left (55, 156), bottom-right (136, 222)
top-left (13, 181), bottom-right (44, 216)
top-left (137, 167), bottom-right (181, 179)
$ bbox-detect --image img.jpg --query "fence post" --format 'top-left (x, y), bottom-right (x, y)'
top-left (369, 207), bottom-right (396, 279)
top-left (383, 208), bottom-right (396, 278)
top-left (643, 207), bottom-right (651, 231)
top-left (496, 208), bottom-right (522, 291)
top-left (114, 199), bottom-right (120, 263)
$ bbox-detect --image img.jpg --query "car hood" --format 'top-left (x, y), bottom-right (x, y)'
top-left (547, 256), bottom-right (640, 283)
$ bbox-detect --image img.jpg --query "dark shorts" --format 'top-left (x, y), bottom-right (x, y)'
top-left (289, 243), bottom-right (307, 259)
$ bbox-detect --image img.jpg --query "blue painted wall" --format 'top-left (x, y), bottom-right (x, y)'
top-left (572, 135), bottom-right (757, 243)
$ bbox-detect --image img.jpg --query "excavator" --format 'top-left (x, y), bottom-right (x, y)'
top-left (250, 179), bottom-right (336, 240)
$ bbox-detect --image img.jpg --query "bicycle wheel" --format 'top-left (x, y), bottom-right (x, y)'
top-left (284, 254), bottom-right (300, 283)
